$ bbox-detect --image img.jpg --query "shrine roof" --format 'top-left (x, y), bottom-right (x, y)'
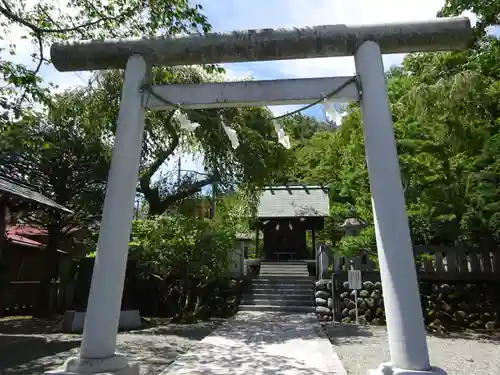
top-left (0, 177), bottom-right (72, 213)
top-left (257, 185), bottom-right (329, 219)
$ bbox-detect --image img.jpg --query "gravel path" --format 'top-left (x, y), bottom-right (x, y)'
top-left (0, 320), bottom-right (222, 375)
top-left (3, 316), bottom-right (499, 375)
top-left (323, 323), bottom-right (500, 375)
top-left (160, 312), bottom-right (346, 375)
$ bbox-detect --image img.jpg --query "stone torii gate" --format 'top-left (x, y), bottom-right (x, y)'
top-left (47, 17), bottom-right (471, 375)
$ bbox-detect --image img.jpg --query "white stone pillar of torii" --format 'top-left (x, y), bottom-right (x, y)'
top-left (46, 17), bottom-right (471, 375)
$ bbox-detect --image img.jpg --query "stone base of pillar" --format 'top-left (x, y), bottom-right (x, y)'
top-left (368, 362), bottom-right (447, 375)
top-left (62, 309), bottom-right (142, 332)
top-left (44, 353), bottom-right (139, 375)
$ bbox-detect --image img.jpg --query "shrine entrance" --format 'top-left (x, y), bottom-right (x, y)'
top-left (47, 16), bottom-right (472, 375)
top-left (261, 218), bottom-right (308, 260)
top-left (252, 185), bottom-right (328, 261)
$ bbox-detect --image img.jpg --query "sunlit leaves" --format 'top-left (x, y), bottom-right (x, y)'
top-left (284, 33), bottom-right (500, 254)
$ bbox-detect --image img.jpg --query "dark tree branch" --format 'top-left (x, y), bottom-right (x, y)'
top-left (0, 1), bottom-right (137, 35)
top-left (140, 112), bottom-right (178, 183)
top-left (17, 31), bottom-right (45, 106)
top-left (166, 176), bottom-right (217, 204)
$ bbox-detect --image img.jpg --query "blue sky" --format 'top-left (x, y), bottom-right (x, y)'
top-left (1, 1), bottom-right (480, 174)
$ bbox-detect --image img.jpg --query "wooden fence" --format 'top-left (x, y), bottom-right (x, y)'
top-left (1, 281), bottom-right (75, 315)
top-left (333, 246), bottom-right (500, 282)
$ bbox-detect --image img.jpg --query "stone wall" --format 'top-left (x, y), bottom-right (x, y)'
top-left (338, 280), bottom-right (385, 325)
top-left (314, 279), bottom-right (334, 321)
top-left (337, 279), bottom-right (500, 332)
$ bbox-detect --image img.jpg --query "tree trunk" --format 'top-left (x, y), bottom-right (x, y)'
top-left (35, 222), bottom-right (61, 317)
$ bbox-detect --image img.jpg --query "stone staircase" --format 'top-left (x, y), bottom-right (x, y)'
top-left (239, 261), bottom-right (315, 312)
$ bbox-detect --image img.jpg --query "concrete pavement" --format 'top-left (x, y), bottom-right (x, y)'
top-left (159, 312), bottom-right (347, 375)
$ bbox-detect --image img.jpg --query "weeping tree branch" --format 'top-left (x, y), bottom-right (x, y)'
top-left (139, 112), bottom-right (179, 213)
top-left (137, 111), bottom-right (222, 216)
top-left (140, 112), bottom-right (179, 185)
top-left (161, 175), bottom-right (217, 210)
top-left (0, 0), bottom-right (140, 107)
top-left (0, 0), bottom-right (138, 35)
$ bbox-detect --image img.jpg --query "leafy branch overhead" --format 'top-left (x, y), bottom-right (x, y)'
top-left (0, 0), bottom-right (210, 114)
top-left (86, 65), bottom-right (290, 216)
top-left (0, 0), bottom-right (214, 316)
top-left (282, 32), bottom-right (500, 255)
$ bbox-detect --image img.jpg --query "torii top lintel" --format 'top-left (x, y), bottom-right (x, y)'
top-left (50, 17), bottom-right (471, 72)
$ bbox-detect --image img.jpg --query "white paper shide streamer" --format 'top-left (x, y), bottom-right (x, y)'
top-left (173, 109), bottom-right (240, 150)
top-left (174, 109), bottom-right (200, 131)
top-left (322, 99), bottom-right (348, 128)
top-left (273, 120), bottom-right (291, 149)
top-left (220, 115), bottom-right (240, 149)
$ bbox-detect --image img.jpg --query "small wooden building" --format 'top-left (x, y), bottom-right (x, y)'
top-left (0, 177), bottom-right (72, 313)
top-left (252, 185), bottom-right (329, 261)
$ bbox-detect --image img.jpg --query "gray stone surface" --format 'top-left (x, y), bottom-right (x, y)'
top-left (0, 321), bottom-right (220, 375)
top-left (160, 312), bottom-right (347, 375)
top-left (323, 322), bottom-right (500, 375)
top-left (62, 310), bottom-right (142, 332)
top-left (50, 18), bottom-right (472, 72)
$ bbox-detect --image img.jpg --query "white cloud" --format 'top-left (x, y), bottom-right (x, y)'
top-left (268, 105), bottom-right (303, 117)
top-left (207, 0), bottom-right (477, 80)
top-left (201, 0), bottom-right (477, 116)
top-left (1, 0), bottom-right (479, 174)
top-left (0, 0), bottom-right (90, 92)
top-left (2, 0), bottom-right (478, 92)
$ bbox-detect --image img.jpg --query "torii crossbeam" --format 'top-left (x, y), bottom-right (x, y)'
top-left (46, 17), bottom-right (471, 375)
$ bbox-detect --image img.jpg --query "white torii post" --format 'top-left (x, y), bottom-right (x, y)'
top-left (355, 41), bottom-right (436, 375)
top-left (46, 55), bottom-right (148, 375)
top-left (47, 17), bottom-right (471, 375)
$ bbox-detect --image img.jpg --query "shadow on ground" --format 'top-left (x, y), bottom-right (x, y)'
top-left (427, 330), bottom-right (500, 343)
top-left (0, 316), bottom-right (65, 335)
top-left (0, 335), bottom-right (81, 374)
top-left (0, 317), bottom-right (222, 375)
top-left (158, 312), bottom-right (345, 375)
top-left (132, 318), bottom-right (225, 340)
top-left (321, 321), bottom-right (381, 346)
top-left (201, 312), bottom-right (324, 345)
top-left (322, 320), bottom-right (500, 345)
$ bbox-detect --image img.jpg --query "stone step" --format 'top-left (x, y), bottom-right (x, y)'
top-left (259, 270), bottom-right (309, 274)
top-left (252, 276), bottom-right (313, 282)
top-left (255, 280), bottom-right (307, 284)
top-left (242, 298), bottom-right (313, 306)
top-left (259, 274), bottom-right (309, 277)
top-left (251, 280), bottom-right (314, 288)
top-left (251, 282), bottom-right (313, 288)
top-left (238, 304), bottom-right (315, 313)
top-left (243, 293), bottom-right (313, 301)
top-left (251, 288), bottom-right (313, 295)
top-left (260, 268), bottom-right (309, 276)
top-left (259, 273), bottom-right (310, 277)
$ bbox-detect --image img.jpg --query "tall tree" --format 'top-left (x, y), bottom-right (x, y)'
top-left (440, 0), bottom-right (500, 34)
top-left (0, 0), bottom-right (210, 117)
top-left (0, 88), bottom-right (112, 315)
top-left (84, 66), bottom-right (290, 216)
top-left (286, 31), bottom-right (500, 255)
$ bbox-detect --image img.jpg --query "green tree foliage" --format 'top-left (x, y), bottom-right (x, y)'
top-left (0, 0), bottom-right (210, 117)
top-left (440, 0), bottom-right (500, 34)
top-left (285, 31), bottom-right (500, 256)
top-left (0, 88), bottom-right (112, 315)
top-left (85, 66), bottom-right (289, 215)
top-left (0, 1), bottom-right (291, 314)
top-left (129, 214), bottom-right (236, 320)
